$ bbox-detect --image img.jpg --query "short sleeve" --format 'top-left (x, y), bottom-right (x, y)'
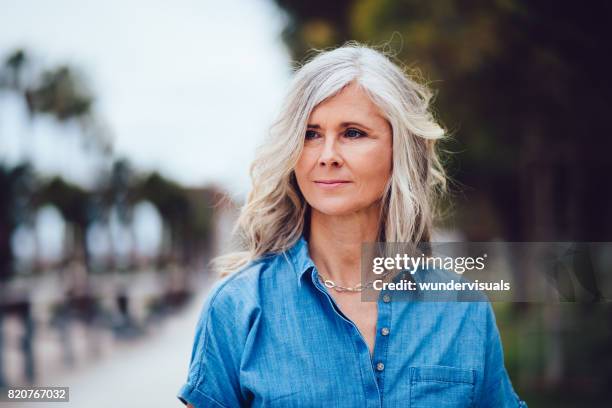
top-left (177, 279), bottom-right (251, 407)
top-left (477, 302), bottom-right (529, 408)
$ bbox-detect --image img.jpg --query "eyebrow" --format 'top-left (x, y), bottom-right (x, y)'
top-left (306, 121), bottom-right (373, 132)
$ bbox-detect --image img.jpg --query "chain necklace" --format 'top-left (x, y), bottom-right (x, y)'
top-left (316, 269), bottom-right (395, 293)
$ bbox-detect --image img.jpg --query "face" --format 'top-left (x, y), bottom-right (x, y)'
top-left (294, 81), bottom-right (393, 216)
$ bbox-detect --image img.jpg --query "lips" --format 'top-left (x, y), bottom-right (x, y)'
top-left (313, 180), bottom-right (351, 189)
top-left (314, 180), bottom-right (350, 184)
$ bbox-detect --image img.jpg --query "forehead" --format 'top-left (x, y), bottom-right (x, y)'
top-left (308, 82), bottom-right (389, 127)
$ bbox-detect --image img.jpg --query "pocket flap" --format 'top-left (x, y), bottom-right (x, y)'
top-left (410, 365), bottom-right (475, 384)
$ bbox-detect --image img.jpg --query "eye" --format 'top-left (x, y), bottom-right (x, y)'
top-left (305, 130), bottom-right (319, 140)
top-left (345, 128), bottom-right (366, 138)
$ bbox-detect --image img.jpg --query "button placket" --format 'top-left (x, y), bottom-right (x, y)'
top-left (370, 289), bottom-right (393, 406)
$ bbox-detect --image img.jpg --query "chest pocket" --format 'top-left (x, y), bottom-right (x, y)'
top-left (409, 365), bottom-right (476, 408)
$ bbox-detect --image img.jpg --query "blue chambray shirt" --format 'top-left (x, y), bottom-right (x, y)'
top-left (178, 235), bottom-right (528, 407)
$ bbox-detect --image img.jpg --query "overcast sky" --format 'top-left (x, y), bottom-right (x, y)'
top-left (0, 0), bottom-right (292, 200)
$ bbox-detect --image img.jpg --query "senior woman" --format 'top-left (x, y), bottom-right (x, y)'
top-left (177, 43), bottom-right (527, 407)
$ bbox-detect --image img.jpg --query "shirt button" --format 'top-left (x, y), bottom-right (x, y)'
top-left (382, 294), bottom-right (391, 303)
top-left (381, 327), bottom-right (390, 336)
top-left (376, 362), bottom-right (385, 371)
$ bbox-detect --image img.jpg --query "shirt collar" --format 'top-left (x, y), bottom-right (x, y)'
top-left (286, 234), bottom-right (316, 286)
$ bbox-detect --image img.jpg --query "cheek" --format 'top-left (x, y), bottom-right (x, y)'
top-left (355, 148), bottom-right (392, 189)
top-left (294, 153), bottom-right (308, 179)
top-left (294, 150), bottom-right (316, 187)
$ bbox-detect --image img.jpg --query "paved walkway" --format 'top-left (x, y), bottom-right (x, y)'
top-left (4, 283), bottom-right (211, 408)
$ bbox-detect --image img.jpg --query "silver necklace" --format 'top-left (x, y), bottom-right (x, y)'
top-left (316, 269), bottom-right (395, 293)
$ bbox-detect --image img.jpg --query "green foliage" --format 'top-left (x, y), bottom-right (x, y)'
top-left (25, 66), bottom-right (93, 120)
top-left (37, 176), bottom-right (90, 227)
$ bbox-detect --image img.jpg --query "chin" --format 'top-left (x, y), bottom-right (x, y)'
top-left (309, 200), bottom-right (362, 216)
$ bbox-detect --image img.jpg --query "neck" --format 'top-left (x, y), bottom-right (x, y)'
top-left (307, 202), bottom-right (381, 287)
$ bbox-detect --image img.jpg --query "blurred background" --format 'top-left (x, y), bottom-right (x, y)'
top-left (0, 0), bottom-right (611, 406)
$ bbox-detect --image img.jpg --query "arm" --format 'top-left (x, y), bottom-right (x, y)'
top-left (177, 281), bottom-right (250, 408)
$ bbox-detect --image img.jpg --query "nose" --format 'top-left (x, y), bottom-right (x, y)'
top-left (318, 135), bottom-right (343, 168)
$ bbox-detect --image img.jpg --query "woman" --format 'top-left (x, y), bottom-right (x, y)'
top-left (177, 43), bottom-right (527, 407)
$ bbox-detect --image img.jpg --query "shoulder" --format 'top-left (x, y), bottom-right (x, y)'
top-left (197, 252), bottom-right (293, 327)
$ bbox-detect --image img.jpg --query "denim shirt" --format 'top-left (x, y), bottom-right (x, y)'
top-left (178, 235), bottom-right (528, 407)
